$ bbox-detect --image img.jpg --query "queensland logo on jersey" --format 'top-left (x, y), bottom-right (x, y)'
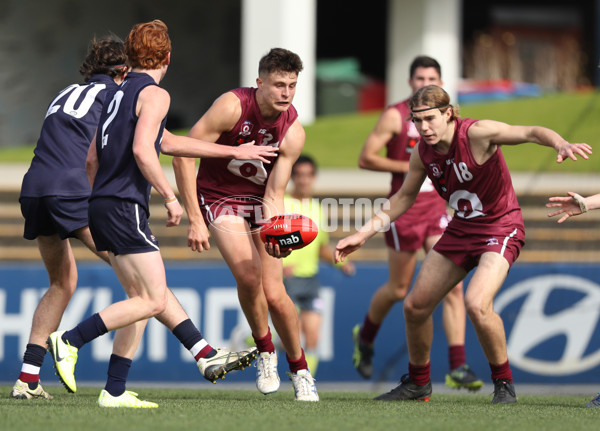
top-left (429, 163), bottom-right (442, 178)
top-left (495, 274), bottom-right (600, 376)
top-left (240, 121), bottom-right (253, 137)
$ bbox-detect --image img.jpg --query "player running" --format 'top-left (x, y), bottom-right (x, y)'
top-left (46, 20), bottom-right (275, 408)
top-left (10, 36), bottom-right (127, 400)
top-left (335, 84), bottom-right (591, 404)
top-left (173, 48), bottom-right (319, 401)
top-left (352, 56), bottom-right (482, 390)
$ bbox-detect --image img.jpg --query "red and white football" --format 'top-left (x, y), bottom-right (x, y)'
top-left (260, 213), bottom-right (318, 251)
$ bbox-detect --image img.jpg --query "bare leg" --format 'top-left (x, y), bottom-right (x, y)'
top-left (208, 216), bottom-right (270, 338)
top-left (72, 227), bottom-right (110, 264)
top-left (366, 248), bottom-right (417, 324)
top-left (464, 252), bottom-right (510, 364)
top-left (28, 235), bottom-right (78, 347)
top-left (422, 235), bottom-right (466, 348)
top-left (253, 232), bottom-right (302, 360)
top-left (403, 250), bottom-right (466, 366)
top-left (442, 284), bottom-right (466, 346)
top-left (97, 251), bottom-right (168, 330)
top-left (300, 311), bottom-right (321, 351)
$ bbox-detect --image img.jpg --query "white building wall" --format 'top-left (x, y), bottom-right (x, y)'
top-left (241, 0), bottom-right (317, 124)
top-left (387, 0), bottom-right (462, 104)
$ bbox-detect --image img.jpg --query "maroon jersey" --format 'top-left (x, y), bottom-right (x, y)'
top-left (418, 117), bottom-right (524, 229)
top-left (386, 99), bottom-right (445, 221)
top-left (196, 87), bottom-right (298, 201)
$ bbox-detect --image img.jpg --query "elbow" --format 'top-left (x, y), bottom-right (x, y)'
top-left (358, 157), bottom-right (369, 170)
top-left (160, 140), bottom-right (175, 156)
top-left (358, 154), bottom-right (373, 170)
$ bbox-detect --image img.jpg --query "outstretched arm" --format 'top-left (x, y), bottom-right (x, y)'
top-left (172, 91), bottom-right (243, 252)
top-left (334, 148), bottom-right (427, 262)
top-left (161, 129), bottom-right (278, 162)
top-left (469, 120), bottom-right (592, 163)
top-left (547, 192), bottom-right (600, 223)
top-left (133, 85), bottom-right (182, 227)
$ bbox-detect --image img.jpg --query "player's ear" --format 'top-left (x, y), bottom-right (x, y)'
top-left (166, 52), bottom-right (171, 66)
top-left (256, 77), bottom-right (263, 88)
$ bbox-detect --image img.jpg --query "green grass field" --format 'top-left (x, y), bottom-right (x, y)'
top-left (1, 386), bottom-right (598, 431)
top-left (1, 91), bottom-right (599, 173)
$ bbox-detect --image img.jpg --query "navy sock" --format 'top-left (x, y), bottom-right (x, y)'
top-left (62, 313), bottom-right (108, 349)
top-left (104, 354), bottom-right (132, 397)
top-left (23, 343), bottom-right (46, 368)
top-left (172, 319), bottom-right (216, 360)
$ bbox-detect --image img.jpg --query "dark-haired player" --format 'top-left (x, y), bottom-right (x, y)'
top-left (46, 20), bottom-right (275, 408)
top-left (11, 36), bottom-right (128, 400)
top-left (173, 48), bottom-right (319, 401)
top-left (353, 56), bottom-right (482, 391)
top-left (336, 84), bottom-right (591, 403)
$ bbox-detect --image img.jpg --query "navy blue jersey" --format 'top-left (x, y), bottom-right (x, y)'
top-left (20, 74), bottom-right (117, 198)
top-left (90, 72), bottom-right (166, 212)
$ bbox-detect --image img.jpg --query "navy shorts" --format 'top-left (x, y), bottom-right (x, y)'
top-left (88, 197), bottom-right (159, 256)
top-left (284, 276), bottom-right (323, 313)
top-left (20, 196), bottom-right (89, 240)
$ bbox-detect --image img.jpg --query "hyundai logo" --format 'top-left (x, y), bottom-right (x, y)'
top-left (495, 274), bottom-right (600, 376)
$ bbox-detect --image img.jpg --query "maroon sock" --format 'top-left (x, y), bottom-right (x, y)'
top-left (287, 350), bottom-right (308, 374)
top-left (490, 360), bottom-right (512, 382)
top-left (360, 315), bottom-right (380, 345)
top-left (448, 344), bottom-right (466, 370)
top-left (253, 327), bottom-right (275, 354)
top-left (408, 362), bottom-right (431, 386)
top-left (19, 372), bottom-right (39, 384)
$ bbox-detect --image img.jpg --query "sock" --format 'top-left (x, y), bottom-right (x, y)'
top-left (62, 313), bottom-right (108, 349)
top-left (360, 315), bottom-right (380, 345)
top-left (253, 327), bottom-right (275, 354)
top-left (490, 359), bottom-right (512, 382)
top-left (104, 354), bottom-right (132, 397)
top-left (287, 349), bottom-right (308, 374)
top-left (408, 361), bottom-right (431, 386)
top-left (448, 344), bottom-right (466, 370)
top-left (19, 343), bottom-right (47, 389)
top-left (172, 319), bottom-right (216, 361)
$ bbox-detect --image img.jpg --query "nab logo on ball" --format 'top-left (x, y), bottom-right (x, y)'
top-left (260, 213), bottom-right (318, 250)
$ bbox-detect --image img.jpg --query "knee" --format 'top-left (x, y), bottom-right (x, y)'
top-left (403, 295), bottom-right (429, 324)
top-left (235, 263), bottom-right (262, 291)
top-left (445, 283), bottom-right (464, 301)
top-left (264, 285), bottom-right (287, 311)
top-left (147, 293), bottom-right (168, 317)
top-left (48, 276), bottom-right (78, 297)
top-left (385, 280), bottom-right (410, 302)
top-left (464, 298), bottom-right (491, 325)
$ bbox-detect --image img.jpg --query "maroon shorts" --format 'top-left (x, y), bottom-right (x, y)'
top-left (433, 220), bottom-right (525, 272)
top-left (384, 211), bottom-right (450, 252)
top-left (198, 194), bottom-right (271, 233)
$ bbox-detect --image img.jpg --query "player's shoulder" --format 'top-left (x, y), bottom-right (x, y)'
top-left (284, 119), bottom-right (305, 143)
top-left (139, 84), bottom-right (170, 105)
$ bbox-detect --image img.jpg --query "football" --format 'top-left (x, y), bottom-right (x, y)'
top-left (260, 213), bottom-right (318, 250)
